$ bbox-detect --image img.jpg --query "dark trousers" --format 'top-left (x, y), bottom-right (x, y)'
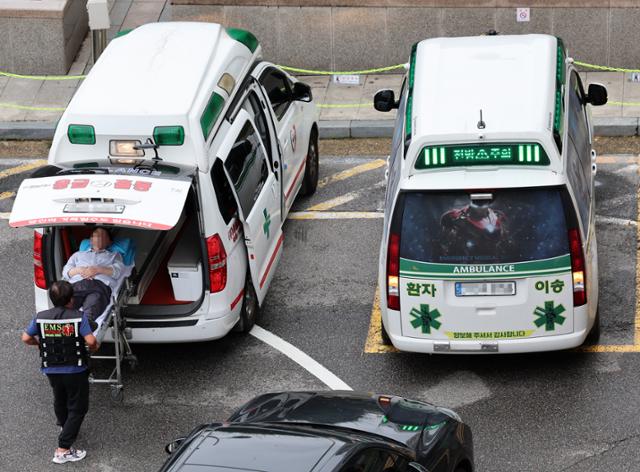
top-left (72, 279), bottom-right (111, 321)
top-left (47, 371), bottom-right (90, 449)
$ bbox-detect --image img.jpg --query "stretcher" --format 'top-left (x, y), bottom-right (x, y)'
top-left (79, 238), bottom-right (138, 403)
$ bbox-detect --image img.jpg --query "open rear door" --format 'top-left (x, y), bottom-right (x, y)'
top-left (10, 174), bottom-right (191, 230)
top-left (219, 109), bottom-right (283, 304)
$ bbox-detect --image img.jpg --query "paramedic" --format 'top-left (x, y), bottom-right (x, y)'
top-left (22, 280), bottom-right (99, 464)
top-left (62, 227), bottom-right (123, 326)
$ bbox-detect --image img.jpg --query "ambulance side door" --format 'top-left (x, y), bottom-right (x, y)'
top-left (218, 109), bottom-right (283, 304)
top-left (566, 69), bottom-right (598, 309)
top-left (254, 64), bottom-right (306, 213)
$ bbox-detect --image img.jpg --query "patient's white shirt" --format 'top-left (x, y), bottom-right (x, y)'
top-left (62, 248), bottom-right (124, 289)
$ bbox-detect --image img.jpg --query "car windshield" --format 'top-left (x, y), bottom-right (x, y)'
top-left (399, 188), bottom-right (569, 265)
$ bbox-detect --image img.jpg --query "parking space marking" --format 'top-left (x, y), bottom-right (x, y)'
top-left (305, 181), bottom-right (385, 212)
top-left (636, 160), bottom-right (640, 347)
top-left (364, 288), bottom-right (398, 354)
top-left (317, 159), bottom-right (385, 189)
top-left (289, 211), bottom-right (383, 220)
top-left (596, 216), bottom-right (637, 227)
top-left (0, 213), bottom-right (9, 220)
top-left (250, 325), bottom-right (352, 390)
top-left (0, 159), bottom-right (46, 181)
top-left (595, 155), bottom-right (639, 164)
top-left (0, 191), bottom-right (15, 201)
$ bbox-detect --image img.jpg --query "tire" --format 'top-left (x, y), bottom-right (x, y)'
top-left (234, 277), bottom-right (260, 333)
top-left (300, 130), bottom-right (319, 196)
top-left (380, 317), bottom-right (392, 346)
top-left (585, 309), bottom-right (601, 345)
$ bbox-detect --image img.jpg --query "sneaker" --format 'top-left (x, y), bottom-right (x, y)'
top-left (52, 448), bottom-right (87, 464)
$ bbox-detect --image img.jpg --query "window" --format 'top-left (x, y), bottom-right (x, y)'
top-left (566, 71), bottom-right (592, 231)
top-left (224, 122), bottom-right (269, 217)
top-left (244, 91), bottom-right (273, 160)
top-left (341, 448), bottom-right (410, 472)
top-left (210, 159), bottom-right (238, 225)
top-left (399, 188), bottom-right (570, 265)
top-left (259, 69), bottom-right (292, 120)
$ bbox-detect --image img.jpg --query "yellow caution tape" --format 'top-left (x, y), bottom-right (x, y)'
top-left (609, 101), bottom-right (640, 107)
top-left (0, 102), bottom-right (66, 111)
top-left (318, 103), bottom-right (373, 109)
top-left (2, 101), bottom-right (638, 111)
top-left (574, 61), bottom-right (640, 74)
top-left (0, 71), bottom-right (86, 81)
top-left (277, 64), bottom-right (406, 75)
top-left (1, 59), bottom-right (637, 80)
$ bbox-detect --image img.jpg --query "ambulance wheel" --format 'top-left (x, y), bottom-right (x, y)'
top-left (585, 309), bottom-right (601, 345)
top-left (380, 318), bottom-right (392, 346)
top-left (300, 130), bottom-right (319, 196)
top-left (234, 278), bottom-right (260, 333)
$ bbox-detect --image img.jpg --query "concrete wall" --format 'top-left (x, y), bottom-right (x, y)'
top-left (0, 0), bottom-right (89, 74)
top-left (171, 4), bottom-right (640, 71)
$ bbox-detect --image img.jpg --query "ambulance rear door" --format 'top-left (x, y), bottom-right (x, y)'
top-left (396, 187), bottom-right (575, 343)
top-left (10, 174), bottom-right (192, 230)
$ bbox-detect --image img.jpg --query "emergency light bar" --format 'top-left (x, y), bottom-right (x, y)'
top-left (415, 143), bottom-right (551, 170)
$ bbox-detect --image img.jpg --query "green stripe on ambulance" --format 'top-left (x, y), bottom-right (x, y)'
top-left (399, 254), bottom-right (571, 280)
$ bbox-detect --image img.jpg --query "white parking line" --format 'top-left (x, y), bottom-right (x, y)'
top-left (596, 215), bottom-right (637, 227)
top-left (250, 325), bottom-right (352, 391)
top-left (289, 211), bottom-right (383, 220)
top-left (0, 213), bottom-right (9, 220)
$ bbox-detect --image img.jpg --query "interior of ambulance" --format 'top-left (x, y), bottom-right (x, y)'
top-left (44, 187), bottom-right (206, 319)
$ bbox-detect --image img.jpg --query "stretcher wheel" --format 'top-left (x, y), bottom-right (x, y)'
top-left (128, 357), bottom-right (139, 371)
top-left (110, 386), bottom-right (124, 403)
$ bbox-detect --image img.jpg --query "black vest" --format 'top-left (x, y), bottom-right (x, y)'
top-left (36, 307), bottom-right (88, 369)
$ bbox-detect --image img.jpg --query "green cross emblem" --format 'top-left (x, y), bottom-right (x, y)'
top-left (533, 301), bottom-right (566, 331)
top-left (409, 304), bottom-right (442, 334)
top-left (263, 208), bottom-right (271, 238)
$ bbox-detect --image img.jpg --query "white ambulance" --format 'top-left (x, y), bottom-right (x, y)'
top-left (10, 22), bottom-right (319, 343)
top-left (375, 34), bottom-right (607, 353)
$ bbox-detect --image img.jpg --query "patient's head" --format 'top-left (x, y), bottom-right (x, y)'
top-left (90, 227), bottom-right (112, 251)
top-left (49, 280), bottom-right (74, 308)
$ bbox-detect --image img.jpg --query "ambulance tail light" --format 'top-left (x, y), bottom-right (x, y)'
top-left (387, 232), bottom-right (400, 311)
top-left (568, 228), bottom-right (586, 306)
top-left (33, 231), bottom-right (47, 290)
top-left (206, 234), bottom-right (227, 293)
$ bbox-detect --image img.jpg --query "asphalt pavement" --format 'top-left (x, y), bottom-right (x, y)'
top-left (1, 146), bottom-right (639, 471)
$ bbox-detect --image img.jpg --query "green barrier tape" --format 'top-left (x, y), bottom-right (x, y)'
top-left (318, 103), bottom-right (373, 108)
top-left (609, 101), bottom-right (640, 107)
top-left (0, 71), bottom-right (86, 81)
top-left (2, 101), bottom-right (637, 111)
top-left (0, 102), bottom-right (67, 111)
top-left (574, 61), bottom-right (640, 74)
top-left (1, 60), bottom-right (638, 81)
top-left (277, 64), bottom-right (406, 75)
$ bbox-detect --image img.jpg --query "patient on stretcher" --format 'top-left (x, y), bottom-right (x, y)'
top-left (62, 228), bottom-right (133, 329)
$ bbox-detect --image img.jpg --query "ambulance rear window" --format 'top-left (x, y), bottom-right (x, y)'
top-left (399, 188), bottom-right (569, 265)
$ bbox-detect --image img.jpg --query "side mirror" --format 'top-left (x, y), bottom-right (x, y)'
top-left (164, 437), bottom-right (186, 454)
top-left (374, 89), bottom-right (399, 112)
top-left (292, 82), bottom-right (312, 102)
top-left (586, 83), bottom-right (607, 106)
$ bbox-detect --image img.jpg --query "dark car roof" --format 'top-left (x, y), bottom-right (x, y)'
top-left (227, 391), bottom-right (454, 448)
top-left (162, 423), bottom-right (360, 472)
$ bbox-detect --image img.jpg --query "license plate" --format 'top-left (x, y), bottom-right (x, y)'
top-left (455, 281), bottom-right (516, 297)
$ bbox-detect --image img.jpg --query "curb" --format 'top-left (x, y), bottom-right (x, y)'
top-left (1, 118), bottom-right (639, 141)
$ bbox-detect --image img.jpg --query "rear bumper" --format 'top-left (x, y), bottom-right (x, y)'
top-left (125, 312), bottom-right (239, 343)
top-left (388, 328), bottom-right (589, 354)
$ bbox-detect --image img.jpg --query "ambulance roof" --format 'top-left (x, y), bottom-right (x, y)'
top-left (71, 22), bottom-right (232, 118)
top-left (50, 22), bottom-right (259, 170)
top-left (411, 34), bottom-right (558, 141)
top-left (69, 23), bottom-right (222, 116)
